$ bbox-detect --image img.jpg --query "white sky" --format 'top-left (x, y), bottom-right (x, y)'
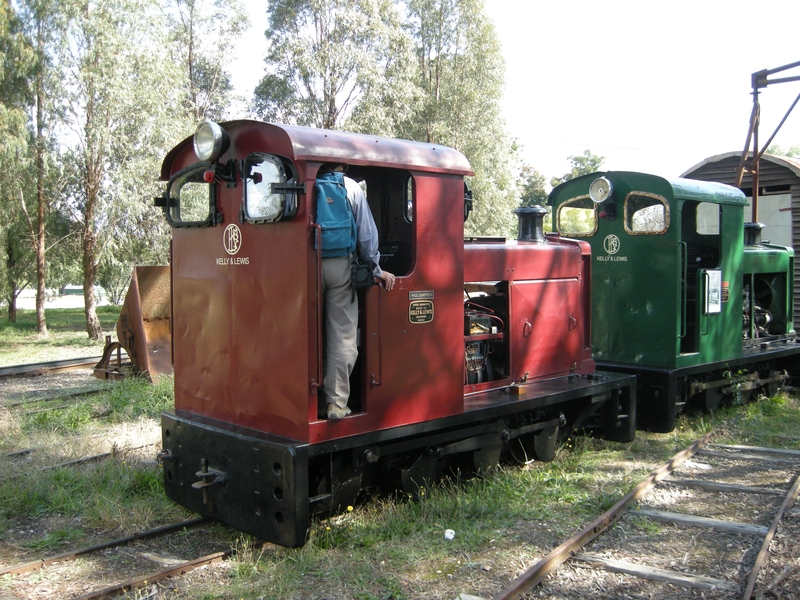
top-left (233, 0), bottom-right (800, 182)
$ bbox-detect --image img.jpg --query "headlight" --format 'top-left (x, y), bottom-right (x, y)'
top-left (193, 119), bottom-right (229, 162)
top-left (589, 176), bottom-right (613, 204)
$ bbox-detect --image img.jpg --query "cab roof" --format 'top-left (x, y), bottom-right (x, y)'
top-left (161, 120), bottom-right (474, 180)
top-left (549, 171), bottom-right (748, 206)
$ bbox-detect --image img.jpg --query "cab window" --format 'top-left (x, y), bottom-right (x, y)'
top-left (624, 192), bottom-right (669, 234)
top-left (556, 195), bottom-right (597, 236)
top-left (165, 163), bottom-right (217, 227)
top-left (346, 165), bottom-right (414, 276)
top-left (244, 154), bottom-right (298, 223)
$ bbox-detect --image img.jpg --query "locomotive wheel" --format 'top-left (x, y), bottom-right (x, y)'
top-left (472, 443), bottom-right (502, 475)
top-left (532, 425), bottom-right (559, 462)
top-left (324, 455), bottom-right (363, 512)
top-left (764, 369), bottom-right (782, 398)
top-left (701, 387), bottom-right (724, 413)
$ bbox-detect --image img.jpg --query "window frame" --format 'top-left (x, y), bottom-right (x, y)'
top-left (555, 194), bottom-right (598, 237)
top-left (623, 191), bottom-right (670, 235)
top-left (242, 153), bottom-right (299, 225)
top-left (164, 162), bottom-right (219, 228)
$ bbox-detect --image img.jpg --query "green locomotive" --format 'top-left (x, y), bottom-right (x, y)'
top-left (549, 171), bottom-right (799, 432)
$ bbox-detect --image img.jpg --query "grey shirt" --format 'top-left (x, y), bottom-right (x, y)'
top-left (344, 175), bottom-right (383, 278)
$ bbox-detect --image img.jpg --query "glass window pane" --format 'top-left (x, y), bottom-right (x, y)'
top-left (167, 165), bottom-right (212, 225)
top-left (245, 154), bottom-right (289, 222)
top-left (696, 202), bottom-right (720, 235)
top-left (556, 195), bottom-right (597, 236)
top-left (625, 193), bottom-right (668, 234)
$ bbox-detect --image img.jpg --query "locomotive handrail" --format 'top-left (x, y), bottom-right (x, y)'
top-left (370, 287), bottom-right (383, 388)
top-left (679, 241), bottom-right (688, 339)
top-left (311, 223), bottom-right (324, 393)
top-left (701, 270), bottom-right (710, 336)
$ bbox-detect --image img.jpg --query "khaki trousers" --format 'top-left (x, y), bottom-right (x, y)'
top-left (321, 256), bottom-right (358, 409)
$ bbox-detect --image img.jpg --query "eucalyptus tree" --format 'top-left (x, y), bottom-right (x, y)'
top-left (60, 0), bottom-right (184, 339)
top-left (519, 165), bottom-right (548, 207)
top-left (168, 0), bottom-right (248, 122)
top-left (550, 149), bottom-right (605, 188)
top-left (254, 0), bottom-right (414, 130)
top-left (401, 0), bottom-right (518, 237)
top-left (2, 0), bottom-right (51, 328)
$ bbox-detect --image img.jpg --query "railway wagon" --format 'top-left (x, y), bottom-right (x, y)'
top-left (156, 120), bottom-right (635, 547)
top-left (549, 171), bottom-right (800, 432)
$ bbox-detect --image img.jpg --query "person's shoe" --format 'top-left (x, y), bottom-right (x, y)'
top-left (327, 404), bottom-right (351, 420)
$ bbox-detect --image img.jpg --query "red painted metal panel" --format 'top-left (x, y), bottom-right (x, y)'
top-left (509, 279), bottom-right (587, 380)
top-left (167, 123), bottom-right (471, 444)
top-left (463, 237), bottom-right (594, 380)
top-left (308, 175), bottom-right (466, 441)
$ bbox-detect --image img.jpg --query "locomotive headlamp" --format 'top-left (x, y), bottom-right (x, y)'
top-left (589, 177), bottom-right (613, 204)
top-left (193, 119), bottom-right (229, 162)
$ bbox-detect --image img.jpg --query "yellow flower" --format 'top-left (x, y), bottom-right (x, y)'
top-left (347, 505), bottom-right (354, 512)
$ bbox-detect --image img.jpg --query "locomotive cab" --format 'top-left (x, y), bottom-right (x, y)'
top-left (549, 172), bottom-right (799, 431)
top-left (155, 121), bottom-right (636, 547)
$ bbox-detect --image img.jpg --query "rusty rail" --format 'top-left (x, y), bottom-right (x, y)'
top-left (0, 518), bottom-right (208, 577)
top-left (492, 430), bottom-right (717, 600)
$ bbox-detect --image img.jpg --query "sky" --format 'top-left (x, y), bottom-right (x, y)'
top-left (233, 0), bottom-right (800, 182)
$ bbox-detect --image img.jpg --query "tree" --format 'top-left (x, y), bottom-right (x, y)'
top-left (518, 165), bottom-right (548, 207)
top-left (550, 149), bottom-right (605, 188)
top-left (254, 0), bottom-right (413, 130)
top-left (0, 0), bottom-right (36, 322)
top-left (14, 0), bottom-right (75, 334)
top-left (766, 144), bottom-right (800, 158)
top-left (60, 0), bottom-right (184, 339)
top-left (168, 0), bottom-right (247, 122)
top-left (400, 0), bottom-right (518, 237)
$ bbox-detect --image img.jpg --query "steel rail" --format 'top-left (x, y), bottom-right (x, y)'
top-left (0, 518), bottom-right (209, 577)
top-left (491, 429), bottom-right (717, 600)
top-left (0, 443), bottom-right (158, 483)
top-left (0, 356), bottom-right (102, 379)
top-left (73, 539), bottom-right (270, 600)
top-left (741, 471), bottom-right (800, 599)
top-left (5, 386), bottom-right (108, 408)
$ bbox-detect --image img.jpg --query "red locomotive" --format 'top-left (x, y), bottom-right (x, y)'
top-left (155, 120), bottom-right (635, 547)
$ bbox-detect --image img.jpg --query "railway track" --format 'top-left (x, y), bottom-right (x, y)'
top-left (490, 432), bottom-right (800, 599)
top-left (0, 517), bottom-right (252, 599)
top-left (1, 442), bottom-right (158, 483)
top-left (0, 356), bottom-right (103, 379)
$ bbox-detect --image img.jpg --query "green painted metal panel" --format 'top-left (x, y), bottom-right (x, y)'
top-left (549, 171), bottom-right (748, 370)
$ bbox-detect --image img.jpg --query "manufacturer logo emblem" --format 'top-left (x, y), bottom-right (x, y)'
top-left (223, 224), bottom-right (242, 255)
top-left (603, 234), bottom-right (620, 255)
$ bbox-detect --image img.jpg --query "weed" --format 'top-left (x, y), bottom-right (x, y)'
top-left (25, 527), bottom-right (84, 551)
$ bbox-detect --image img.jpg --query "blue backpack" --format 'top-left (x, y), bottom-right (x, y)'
top-left (315, 171), bottom-right (357, 258)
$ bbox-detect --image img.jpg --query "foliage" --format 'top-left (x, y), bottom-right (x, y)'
top-left (0, 0), bottom-right (36, 321)
top-left (55, 0), bottom-right (186, 339)
top-left (167, 0), bottom-right (248, 121)
top-left (550, 149), bottom-right (605, 188)
top-left (254, 0), bottom-right (414, 130)
top-left (518, 165), bottom-right (548, 207)
top-left (766, 143), bottom-right (800, 158)
top-left (398, 0), bottom-right (519, 237)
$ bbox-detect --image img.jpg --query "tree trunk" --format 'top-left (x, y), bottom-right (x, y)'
top-left (82, 172), bottom-right (102, 340)
top-left (35, 19), bottom-right (47, 337)
top-left (7, 296), bottom-right (17, 323)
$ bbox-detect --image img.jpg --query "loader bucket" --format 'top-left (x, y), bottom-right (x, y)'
top-left (94, 266), bottom-right (172, 382)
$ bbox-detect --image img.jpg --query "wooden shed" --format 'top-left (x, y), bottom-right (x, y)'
top-left (682, 151), bottom-right (800, 328)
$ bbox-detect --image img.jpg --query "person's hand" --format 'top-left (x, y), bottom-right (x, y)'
top-left (377, 271), bottom-right (395, 291)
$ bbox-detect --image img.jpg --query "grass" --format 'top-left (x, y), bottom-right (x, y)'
top-left (0, 306), bottom-right (121, 366)
top-left (1, 308), bottom-right (799, 598)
